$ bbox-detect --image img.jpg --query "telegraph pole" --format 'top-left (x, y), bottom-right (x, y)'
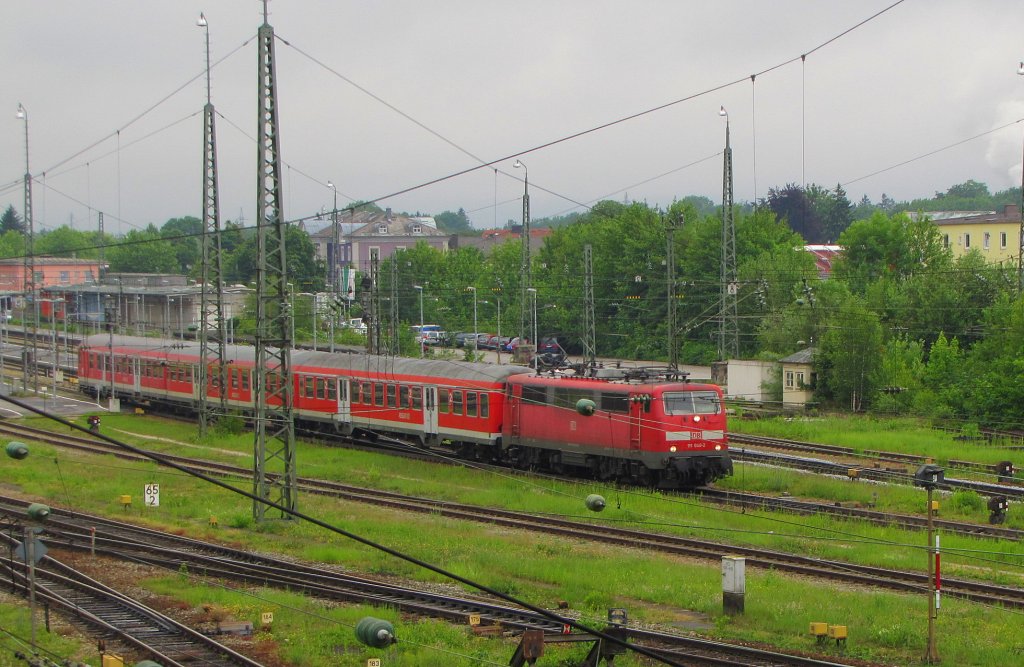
top-left (252, 0), bottom-right (296, 521)
top-left (582, 244), bottom-right (597, 375)
top-left (197, 12), bottom-right (228, 435)
top-left (16, 104), bottom-right (38, 395)
top-left (514, 160), bottom-right (531, 345)
top-left (666, 213), bottom-right (681, 371)
top-left (719, 106), bottom-right (739, 361)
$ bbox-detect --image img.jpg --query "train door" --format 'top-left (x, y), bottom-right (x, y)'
top-left (423, 385), bottom-right (438, 440)
top-left (509, 386), bottom-right (521, 438)
top-left (334, 378), bottom-right (351, 426)
top-left (628, 392), bottom-right (643, 452)
top-left (132, 357), bottom-right (141, 396)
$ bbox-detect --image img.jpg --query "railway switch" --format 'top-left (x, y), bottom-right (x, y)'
top-left (913, 465), bottom-right (944, 489)
top-left (988, 496), bottom-right (1008, 525)
top-left (997, 461), bottom-right (1015, 483)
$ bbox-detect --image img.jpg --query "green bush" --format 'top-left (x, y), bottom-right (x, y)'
top-left (948, 489), bottom-right (984, 513)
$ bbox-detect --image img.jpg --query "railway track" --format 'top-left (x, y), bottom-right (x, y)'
top-left (729, 436), bottom-right (1024, 501)
top-left (0, 497), bottom-right (867, 667)
top-left (3, 423), bottom-right (1024, 611)
top-left (0, 531), bottom-right (262, 667)
top-left (2, 420), bottom-right (1019, 541)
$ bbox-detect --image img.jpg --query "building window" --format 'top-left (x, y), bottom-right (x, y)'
top-left (1001, 231), bottom-right (1008, 249)
top-left (60, 271), bottom-right (70, 284)
top-left (412, 224), bottom-right (421, 234)
top-left (942, 234), bottom-right (949, 248)
top-left (377, 224), bottom-right (388, 234)
top-left (796, 371), bottom-right (805, 388)
top-left (984, 232), bottom-right (990, 250)
top-left (964, 233), bottom-right (971, 249)
top-left (785, 370), bottom-right (794, 389)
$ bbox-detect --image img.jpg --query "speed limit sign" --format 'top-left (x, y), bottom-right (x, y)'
top-left (144, 483), bottom-right (160, 507)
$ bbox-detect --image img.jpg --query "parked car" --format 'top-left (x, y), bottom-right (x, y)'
top-left (539, 335), bottom-right (581, 355)
top-left (451, 332), bottom-right (471, 348)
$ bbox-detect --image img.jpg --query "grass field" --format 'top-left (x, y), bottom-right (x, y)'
top-left (2, 411), bottom-right (1023, 666)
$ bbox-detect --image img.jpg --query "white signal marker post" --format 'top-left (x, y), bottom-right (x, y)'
top-left (144, 483), bottom-right (160, 507)
top-left (722, 556), bottom-right (745, 615)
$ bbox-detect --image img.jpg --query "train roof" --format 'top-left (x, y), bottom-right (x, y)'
top-left (508, 371), bottom-right (721, 392)
top-left (83, 334), bottom-right (534, 384)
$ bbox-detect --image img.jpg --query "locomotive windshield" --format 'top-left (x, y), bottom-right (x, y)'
top-left (663, 390), bottom-right (721, 415)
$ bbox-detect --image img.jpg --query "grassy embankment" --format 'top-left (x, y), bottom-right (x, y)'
top-left (1, 412), bottom-right (1022, 665)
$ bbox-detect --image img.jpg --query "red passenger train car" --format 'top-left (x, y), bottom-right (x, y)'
top-left (78, 335), bottom-right (731, 489)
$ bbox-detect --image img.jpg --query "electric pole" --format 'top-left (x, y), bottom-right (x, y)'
top-left (197, 12), bottom-right (227, 435)
top-left (666, 213), bottom-right (681, 372)
top-left (252, 0), bottom-right (296, 521)
top-left (719, 106), bottom-right (739, 361)
top-left (582, 244), bottom-right (596, 375)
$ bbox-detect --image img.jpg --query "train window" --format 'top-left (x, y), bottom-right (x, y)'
top-left (411, 386), bottom-right (422, 410)
top-left (522, 385), bottom-right (547, 406)
top-left (466, 392), bottom-right (478, 418)
top-left (374, 383), bottom-right (384, 407)
top-left (316, 378), bottom-right (326, 400)
top-left (241, 372), bottom-right (250, 391)
top-left (480, 393), bottom-right (489, 418)
top-left (399, 385), bottom-right (410, 408)
top-left (362, 381), bottom-right (373, 404)
top-left (439, 389), bottom-right (449, 413)
top-left (554, 387), bottom-right (595, 410)
top-left (328, 380), bottom-right (337, 400)
top-left (231, 369), bottom-right (240, 390)
top-left (350, 380), bottom-right (360, 403)
top-left (452, 390), bottom-right (463, 415)
top-left (600, 392), bottom-right (629, 413)
top-left (387, 384), bottom-right (397, 408)
top-left (663, 391), bottom-right (721, 415)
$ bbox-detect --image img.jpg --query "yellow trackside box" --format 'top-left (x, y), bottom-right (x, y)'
top-left (809, 622), bottom-right (828, 636)
top-left (102, 655), bottom-right (124, 667)
top-left (828, 625), bottom-right (848, 640)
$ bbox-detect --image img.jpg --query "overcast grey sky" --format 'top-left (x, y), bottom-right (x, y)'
top-left (3, 1), bottom-right (1024, 236)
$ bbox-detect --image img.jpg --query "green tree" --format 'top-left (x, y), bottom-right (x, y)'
top-left (160, 216), bottom-right (202, 277)
top-left (0, 230), bottom-right (26, 260)
top-left (434, 208), bottom-right (472, 234)
top-left (815, 291), bottom-right (883, 411)
top-left (225, 225), bottom-right (324, 291)
top-left (1, 205), bottom-right (24, 234)
top-left (35, 226), bottom-right (99, 258)
top-left (106, 226), bottom-right (179, 273)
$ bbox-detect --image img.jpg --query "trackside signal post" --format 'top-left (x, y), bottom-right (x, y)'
top-left (914, 464), bottom-right (944, 663)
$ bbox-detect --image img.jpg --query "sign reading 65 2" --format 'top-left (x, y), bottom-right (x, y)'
top-left (144, 483), bottom-right (160, 507)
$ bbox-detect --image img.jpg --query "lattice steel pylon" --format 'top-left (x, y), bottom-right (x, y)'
top-left (16, 103), bottom-right (38, 395)
top-left (197, 13), bottom-right (227, 436)
top-left (582, 244), bottom-right (597, 375)
top-left (665, 214), bottom-right (681, 371)
top-left (514, 160), bottom-right (531, 343)
top-left (252, 3), bottom-right (296, 521)
top-left (719, 107), bottom-right (739, 361)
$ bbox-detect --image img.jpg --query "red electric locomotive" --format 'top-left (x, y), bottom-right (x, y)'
top-left (504, 372), bottom-right (731, 489)
top-left (78, 335), bottom-right (731, 489)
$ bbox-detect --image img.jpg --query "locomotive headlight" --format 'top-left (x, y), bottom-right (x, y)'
top-left (693, 415), bottom-right (701, 423)
top-left (669, 445), bottom-right (677, 453)
top-left (714, 444), bottom-right (722, 451)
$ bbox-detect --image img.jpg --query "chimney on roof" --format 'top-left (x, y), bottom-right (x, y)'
top-left (1004, 204), bottom-right (1020, 219)
top-left (385, 207), bottom-right (392, 221)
